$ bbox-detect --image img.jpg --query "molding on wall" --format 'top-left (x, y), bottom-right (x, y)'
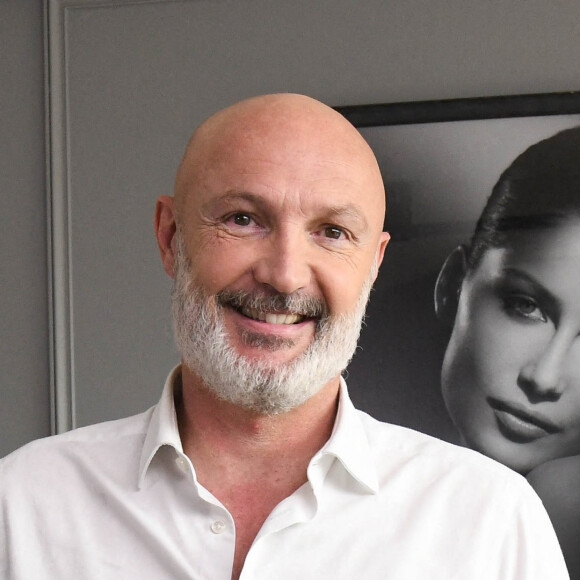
top-left (47, 0), bottom-right (74, 433)
top-left (46, 0), bottom-right (190, 433)
top-left (47, 0), bottom-right (189, 434)
top-left (44, 0), bottom-right (56, 436)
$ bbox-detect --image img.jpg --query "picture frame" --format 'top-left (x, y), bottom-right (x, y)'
top-left (335, 91), bottom-right (580, 437)
top-left (336, 92), bottom-right (580, 576)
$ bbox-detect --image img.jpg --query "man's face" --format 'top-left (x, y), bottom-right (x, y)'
top-left (177, 123), bottom-right (387, 370)
top-left (441, 218), bottom-right (580, 474)
top-left (167, 107), bottom-right (388, 411)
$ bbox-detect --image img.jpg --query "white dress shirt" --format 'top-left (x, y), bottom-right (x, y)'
top-left (0, 366), bottom-right (569, 579)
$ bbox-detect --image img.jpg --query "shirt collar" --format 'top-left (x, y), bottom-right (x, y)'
top-left (314, 376), bottom-right (379, 494)
top-left (138, 367), bottom-right (379, 494)
top-left (138, 365), bottom-right (184, 489)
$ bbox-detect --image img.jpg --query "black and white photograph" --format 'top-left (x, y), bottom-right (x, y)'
top-left (342, 94), bottom-right (580, 576)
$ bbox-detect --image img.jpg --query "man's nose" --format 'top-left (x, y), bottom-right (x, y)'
top-left (518, 333), bottom-right (577, 401)
top-left (252, 231), bottom-right (311, 294)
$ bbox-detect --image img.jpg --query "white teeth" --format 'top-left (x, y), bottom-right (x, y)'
top-left (265, 313), bottom-right (301, 325)
top-left (241, 307), bottom-right (303, 325)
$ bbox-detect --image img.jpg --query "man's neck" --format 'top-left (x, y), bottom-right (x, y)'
top-left (175, 364), bottom-right (341, 580)
top-left (176, 363), bottom-right (340, 479)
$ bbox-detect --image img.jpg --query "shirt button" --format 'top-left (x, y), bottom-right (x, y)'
top-left (175, 456), bottom-right (189, 473)
top-left (210, 520), bottom-right (227, 534)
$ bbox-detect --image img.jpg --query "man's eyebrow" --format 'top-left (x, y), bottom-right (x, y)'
top-left (319, 204), bottom-right (369, 229)
top-left (202, 191), bottom-right (267, 211)
top-left (209, 191), bottom-right (263, 204)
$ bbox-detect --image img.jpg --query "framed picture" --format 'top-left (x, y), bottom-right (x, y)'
top-left (336, 92), bottom-right (580, 576)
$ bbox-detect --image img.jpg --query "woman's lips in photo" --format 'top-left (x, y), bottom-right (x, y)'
top-left (487, 397), bottom-right (561, 443)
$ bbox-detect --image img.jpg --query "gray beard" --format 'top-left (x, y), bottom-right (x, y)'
top-left (171, 237), bottom-right (375, 414)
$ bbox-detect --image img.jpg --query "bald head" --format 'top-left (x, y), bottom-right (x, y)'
top-left (173, 93), bottom-right (385, 230)
top-left (155, 93), bottom-right (390, 408)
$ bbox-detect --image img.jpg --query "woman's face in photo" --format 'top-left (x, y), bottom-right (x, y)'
top-left (441, 216), bottom-right (580, 474)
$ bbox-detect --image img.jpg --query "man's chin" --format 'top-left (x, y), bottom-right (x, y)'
top-left (232, 349), bottom-right (305, 371)
top-left (232, 333), bottom-right (314, 365)
top-left (239, 331), bottom-right (296, 352)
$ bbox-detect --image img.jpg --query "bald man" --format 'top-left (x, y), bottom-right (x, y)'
top-left (0, 95), bottom-right (568, 579)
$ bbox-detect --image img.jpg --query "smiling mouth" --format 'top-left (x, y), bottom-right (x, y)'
top-left (239, 306), bottom-right (306, 325)
top-left (488, 397), bottom-right (561, 443)
top-left (218, 289), bottom-right (326, 326)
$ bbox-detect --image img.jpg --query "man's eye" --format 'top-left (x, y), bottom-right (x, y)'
top-left (323, 226), bottom-right (345, 240)
top-left (504, 295), bottom-right (547, 322)
top-left (229, 213), bottom-right (252, 226)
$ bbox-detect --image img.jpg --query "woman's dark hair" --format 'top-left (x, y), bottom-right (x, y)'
top-left (467, 126), bottom-right (580, 269)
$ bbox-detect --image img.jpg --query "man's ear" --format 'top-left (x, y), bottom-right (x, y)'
top-left (154, 195), bottom-right (177, 278)
top-left (372, 231), bottom-right (391, 282)
top-left (434, 245), bottom-right (468, 326)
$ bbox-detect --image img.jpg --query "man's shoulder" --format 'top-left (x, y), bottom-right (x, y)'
top-left (0, 408), bottom-right (154, 490)
top-left (356, 409), bottom-right (529, 493)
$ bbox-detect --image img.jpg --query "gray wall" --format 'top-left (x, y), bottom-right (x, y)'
top-left (3, 0), bottom-right (580, 457)
top-left (1, 1), bottom-right (50, 457)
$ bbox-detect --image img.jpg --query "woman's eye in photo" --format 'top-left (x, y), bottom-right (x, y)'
top-left (503, 295), bottom-right (547, 323)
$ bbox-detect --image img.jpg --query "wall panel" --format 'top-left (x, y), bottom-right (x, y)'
top-left (0, 0), bottom-right (50, 458)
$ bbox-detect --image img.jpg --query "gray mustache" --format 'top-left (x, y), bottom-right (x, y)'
top-left (217, 289), bottom-right (329, 319)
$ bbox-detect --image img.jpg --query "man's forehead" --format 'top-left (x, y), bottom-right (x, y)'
top-left (196, 95), bottom-right (375, 164)
top-left (175, 94), bottom-right (384, 219)
top-left (200, 142), bottom-right (375, 183)
top-left (198, 119), bottom-right (366, 169)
